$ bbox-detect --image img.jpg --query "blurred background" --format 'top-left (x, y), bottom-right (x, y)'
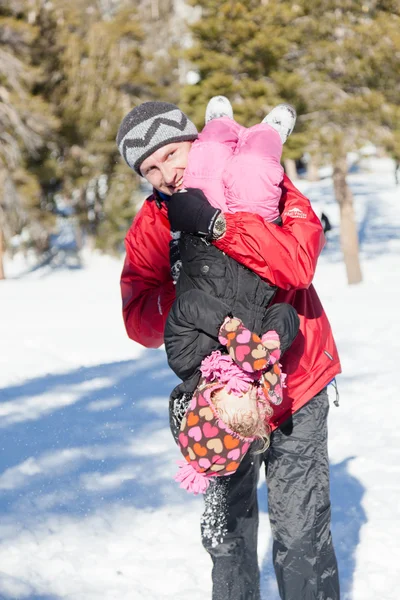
top-left (0, 0), bottom-right (399, 283)
top-left (0, 2), bottom-right (400, 599)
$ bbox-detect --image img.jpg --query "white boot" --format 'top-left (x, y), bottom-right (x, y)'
top-left (262, 103), bottom-right (297, 144)
top-left (205, 95), bottom-right (234, 124)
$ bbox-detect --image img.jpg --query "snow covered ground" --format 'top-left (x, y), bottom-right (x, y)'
top-left (0, 157), bottom-right (399, 599)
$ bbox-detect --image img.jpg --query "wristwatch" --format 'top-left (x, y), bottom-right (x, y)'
top-left (211, 213), bottom-right (227, 240)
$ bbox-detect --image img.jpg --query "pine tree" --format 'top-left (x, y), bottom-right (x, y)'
top-left (1, 0), bottom-right (200, 266)
top-left (31, 0), bottom-right (157, 253)
top-left (181, 1), bottom-right (308, 179)
top-left (136, 0), bottom-right (183, 103)
top-left (183, 0), bottom-right (400, 284)
top-left (0, 1), bottom-right (58, 278)
top-left (183, 1), bottom-right (286, 123)
top-left (281, 0), bottom-right (400, 283)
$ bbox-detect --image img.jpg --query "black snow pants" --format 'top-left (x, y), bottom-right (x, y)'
top-left (201, 389), bottom-right (340, 600)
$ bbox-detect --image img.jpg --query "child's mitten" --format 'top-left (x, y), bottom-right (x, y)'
top-left (262, 362), bottom-right (285, 405)
top-left (261, 330), bottom-right (281, 364)
top-left (218, 317), bottom-right (271, 373)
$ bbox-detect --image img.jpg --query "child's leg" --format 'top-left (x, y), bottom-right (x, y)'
top-left (197, 116), bottom-right (242, 148)
top-left (222, 122), bottom-right (284, 220)
top-left (183, 118), bottom-right (242, 211)
top-left (239, 122), bottom-right (284, 163)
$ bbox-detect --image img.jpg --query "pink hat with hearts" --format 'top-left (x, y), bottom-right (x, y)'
top-left (174, 379), bottom-right (255, 495)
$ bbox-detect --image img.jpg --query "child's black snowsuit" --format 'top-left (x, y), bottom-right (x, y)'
top-left (164, 232), bottom-right (299, 439)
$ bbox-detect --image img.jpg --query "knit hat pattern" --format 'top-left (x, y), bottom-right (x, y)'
top-left (116, 101), bottom-right (198, 175)
top-left (174, 381), bottom-right (254, 494)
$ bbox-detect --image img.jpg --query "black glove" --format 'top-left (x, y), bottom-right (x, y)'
top-left (168, 188), bottom-right (220, 240)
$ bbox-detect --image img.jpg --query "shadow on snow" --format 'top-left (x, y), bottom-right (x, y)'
top-left (0, 352), bottom-right (366, 598)
top-left (0, 350), bottom-right (185, 518)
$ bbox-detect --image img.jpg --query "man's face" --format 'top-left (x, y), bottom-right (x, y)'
top-left (140, 141), bottom-right (193, 195)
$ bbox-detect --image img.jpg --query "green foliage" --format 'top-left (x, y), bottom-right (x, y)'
top-left (42, 2), bottom-right (143, 243)
top-left (0, 0), bottom-right (58, 251)
top-left (0, 0), bottom-right (184, 256)
top-left (96, 163), bottom-right (138, 254)
top-left (2, 0), bottom-right (399, 261)
top-left (181, 1), bottom-right (307, 159)
top-left (183, 0), bottom-right (400, 164)
top-left (284, 1), bottom-right (400, 159)
top-left (385, 107), bottom-right (400, 159)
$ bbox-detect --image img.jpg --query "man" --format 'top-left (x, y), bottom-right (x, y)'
top-left (117, 101), bottom-right (341, 600)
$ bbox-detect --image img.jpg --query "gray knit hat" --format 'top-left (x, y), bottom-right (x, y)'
top-left (116, 101), bottom-right (198, 175)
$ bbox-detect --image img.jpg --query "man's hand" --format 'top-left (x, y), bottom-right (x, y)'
top-left (168, 188), bottom-right (221, 240)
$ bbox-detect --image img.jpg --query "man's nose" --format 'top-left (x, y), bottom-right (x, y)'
top-left (160, 163), bottom-right (175, 185)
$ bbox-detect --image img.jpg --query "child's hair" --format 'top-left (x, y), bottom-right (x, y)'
top-left (211, 384), bottom-right (273, 452)
top-left (174, 320), bottom-right (285, 495)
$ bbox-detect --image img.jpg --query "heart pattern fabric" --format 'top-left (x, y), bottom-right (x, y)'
top-left (218, 316), bottom-right (284, 405)
top-left (176, 381), bottom-right (254, 488)
top-left (175, 317), bottom-right (285, 495)
top-left (219, 317), bottom-right (271, 373)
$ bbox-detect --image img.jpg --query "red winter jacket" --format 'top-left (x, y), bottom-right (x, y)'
top-left (121, 175), bottom-right (341, 429)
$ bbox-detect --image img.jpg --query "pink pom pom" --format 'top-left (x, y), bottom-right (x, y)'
top-left (174, 460), bottom-right (210, 495)
top-left (200, 350), bottom-right (261, 396)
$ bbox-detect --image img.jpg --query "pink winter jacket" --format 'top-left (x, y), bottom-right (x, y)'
top-left (183, 117), bottom-right (284, 222)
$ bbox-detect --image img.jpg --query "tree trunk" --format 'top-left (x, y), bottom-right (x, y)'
top-left (332, 155), bottom-right (362, 285)
top-left (0, 226), bottom-right (5, 280)
top-left (284, 158), bottom-right (298, 181)
top-left (307, 155), bottom-right (320, 181)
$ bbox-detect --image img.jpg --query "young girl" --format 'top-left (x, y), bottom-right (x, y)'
top-left (173, 313), bottom-right (295, 494)
top-left (165, 97), bottom-right (300, 494)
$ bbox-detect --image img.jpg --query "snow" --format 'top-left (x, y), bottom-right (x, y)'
top-left (0, 157), bottom-right (399, 599)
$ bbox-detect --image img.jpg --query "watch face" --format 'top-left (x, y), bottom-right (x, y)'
top-left (213, 216), bottom-right (226, 239)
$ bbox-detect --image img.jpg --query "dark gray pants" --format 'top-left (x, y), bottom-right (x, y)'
top-left (201, 389), bottom-right (340, 600)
